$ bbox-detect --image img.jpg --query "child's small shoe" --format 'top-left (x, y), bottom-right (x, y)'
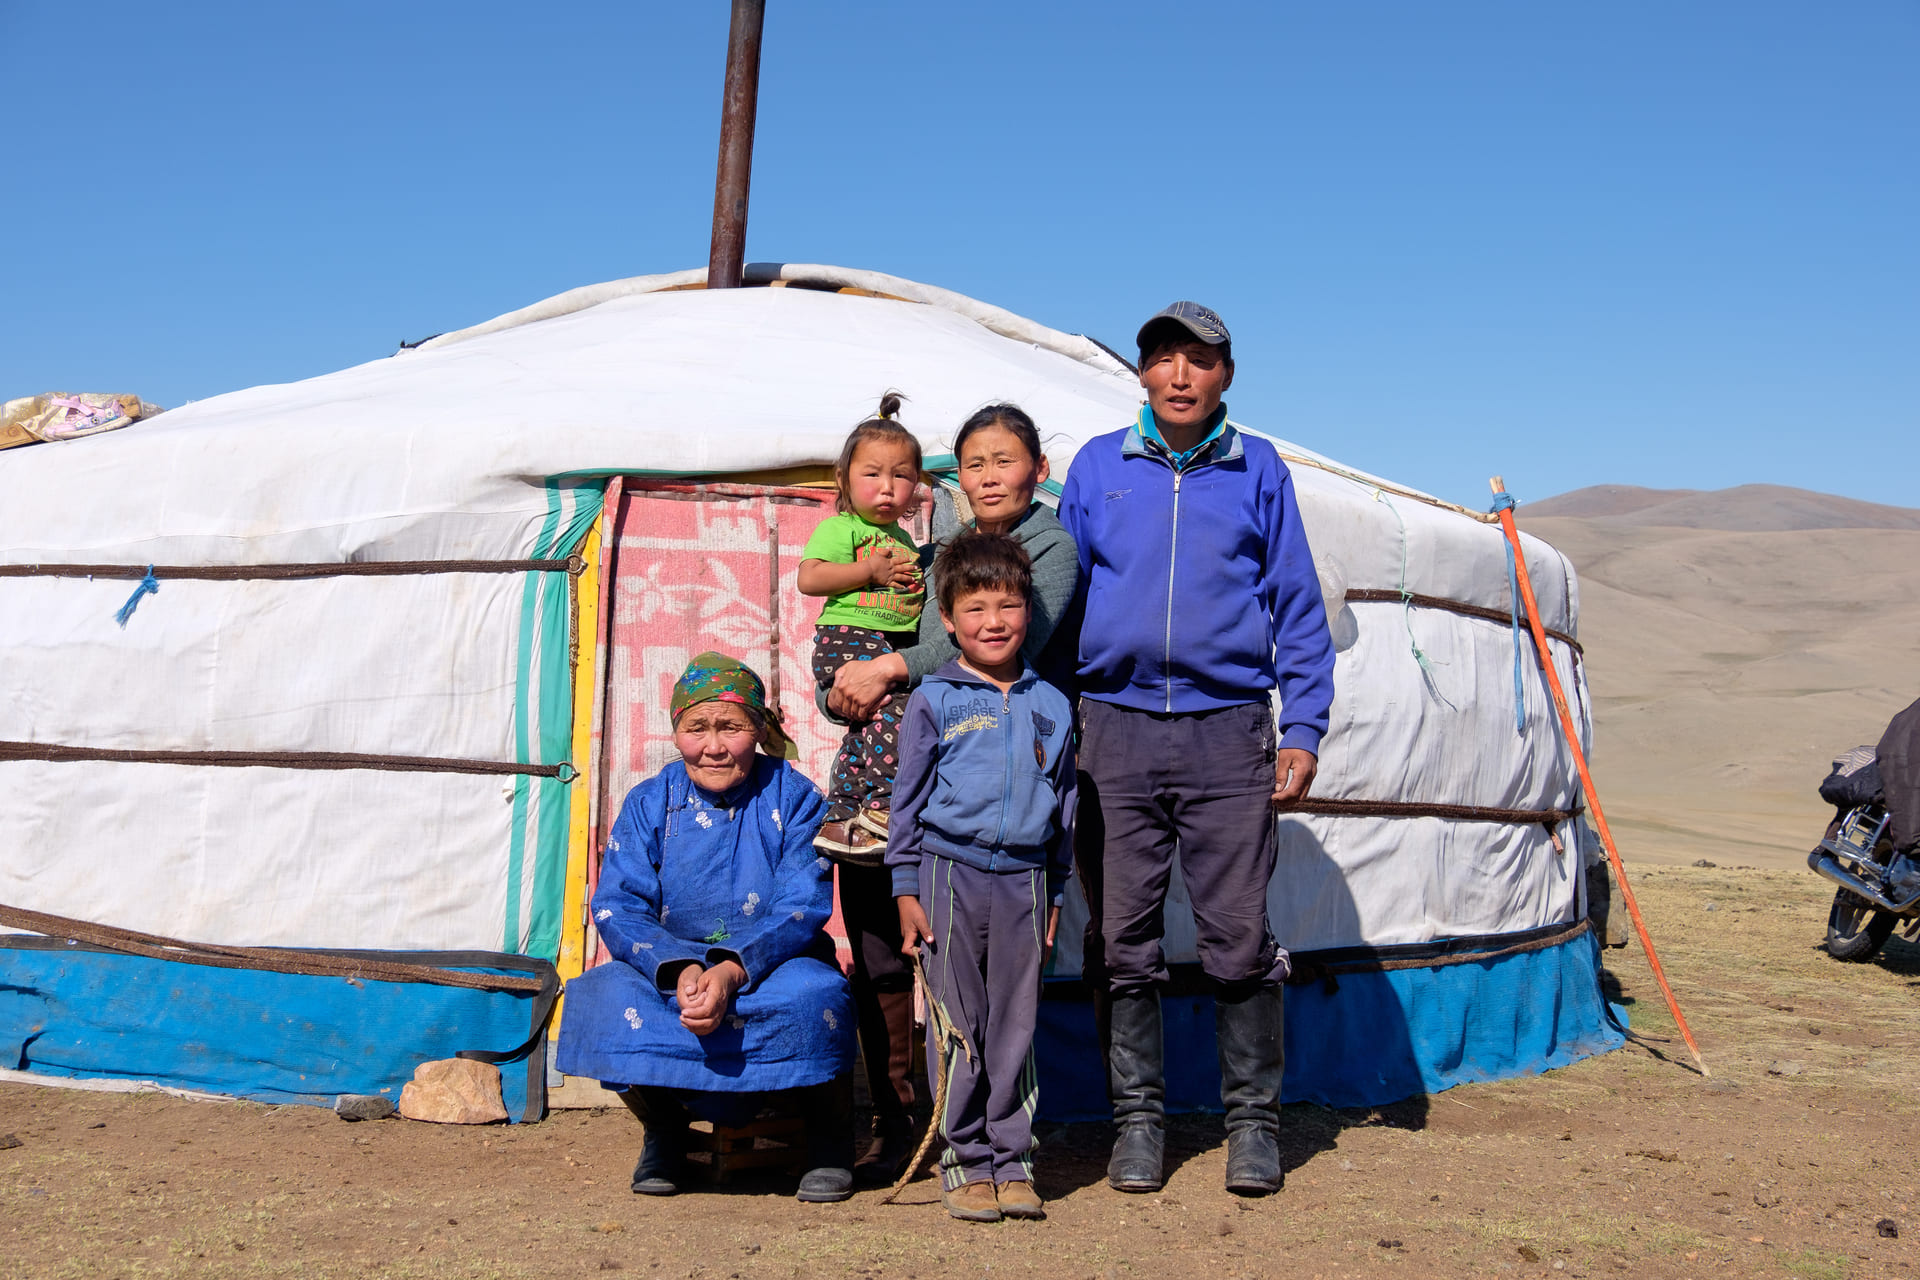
top-left (812, 821), bottom-right (885, 867)
top-left (853, 808), bottom-right (891, 839)
top-left (995, 1180), bottom-right (1045, 1220)
top-left (812, 820), bottom-right (856, 852)
top-left (942, 1179), bottom-right (1002, 1222)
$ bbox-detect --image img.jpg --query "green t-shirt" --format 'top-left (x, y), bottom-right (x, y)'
top-left (801, 512), bottom-right (926, 631)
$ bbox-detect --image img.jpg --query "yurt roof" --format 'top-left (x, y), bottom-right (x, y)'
top-left (0, 263), bottom-right (1571, 631)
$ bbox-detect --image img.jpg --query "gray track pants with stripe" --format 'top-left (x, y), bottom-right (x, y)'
top-left (919, 853), bottom-right (1044, 1190)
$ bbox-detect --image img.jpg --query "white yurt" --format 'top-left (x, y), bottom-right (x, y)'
top-left (0, 265), bottom-right (1619, 1119)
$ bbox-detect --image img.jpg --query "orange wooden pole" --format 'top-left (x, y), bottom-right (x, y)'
top-left (1490, 477), bottom-right (1708, 1076)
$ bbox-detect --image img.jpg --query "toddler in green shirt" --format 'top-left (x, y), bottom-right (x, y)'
top-left (797, 392), bottom-right (925, 862)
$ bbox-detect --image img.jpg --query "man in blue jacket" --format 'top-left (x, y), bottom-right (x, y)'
top-left (1058, 301), bottom-right (1335, 1197)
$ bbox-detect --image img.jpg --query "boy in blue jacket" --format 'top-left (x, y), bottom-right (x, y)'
top-left (1058, 302), bottom-right (1336, 1197)
top-left (888, 529), bottom-right (1077, 1224)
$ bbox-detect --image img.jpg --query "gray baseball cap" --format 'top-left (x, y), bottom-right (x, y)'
top-left (1136, 301), bottom-right (1232, 351)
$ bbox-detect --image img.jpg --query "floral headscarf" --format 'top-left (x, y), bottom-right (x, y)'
top-left (669, 651), bottom-right (793, 758)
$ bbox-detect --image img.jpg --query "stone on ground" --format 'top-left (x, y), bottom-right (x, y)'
top-left (334, 1094), bottom-right (396, 1122)
top-left (397, 1059), bottom-right (507, 1124)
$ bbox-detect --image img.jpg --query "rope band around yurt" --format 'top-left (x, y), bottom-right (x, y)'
top-left (1289, 797), bottom-right (1578, 826)
top-left (0, 741), bottom-right (577, 781)
top-left (0, 902), bottom-right (562, 1069)
top-left (1343, 588), bottom-right (1582, 655)
top-left (0, 556), bottom-right (585, 581)
top-left (1284, 918), bottom-right (1595, 992)
top-left (0, 902), bottom-right (549, 995)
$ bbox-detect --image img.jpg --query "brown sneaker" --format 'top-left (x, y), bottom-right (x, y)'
top-left (812, 822), bottom-right (884, 866)
top-left (942, 1179), bottom-right (1002, 1223)
top-left (813, 821), bottom-right (855, 851)
top-left (853, 808), bottom-right (891, 838)
top-left (995, 1179), bottom-right (1045, 1220)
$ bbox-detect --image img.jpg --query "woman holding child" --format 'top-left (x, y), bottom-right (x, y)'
top-left (803, 400), bottom-right (1081, 1186)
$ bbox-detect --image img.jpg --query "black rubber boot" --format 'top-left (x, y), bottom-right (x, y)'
top-left (1216, 984), bottom-right (1285, 1195)
top-left (854, 988), bottom-right (918, 1184)
top-left (796, 1075), bottom-right (857, 1203)
top-left (619, 1087), bottom-right (687, 1196)
top-left (1105, 989), bottom-right (1166, 1193)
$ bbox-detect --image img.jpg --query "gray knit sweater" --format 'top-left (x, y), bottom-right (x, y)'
top-left (898, 501), bottom-right (1081, 686)
top-left (812, 502), bottom-right (1082, 721)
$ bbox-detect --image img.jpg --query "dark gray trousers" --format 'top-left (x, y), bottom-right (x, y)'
top-left (1076, 698), bottom-right (1285, 993)
top-left (919, 854), bottom-right (1044, 1189)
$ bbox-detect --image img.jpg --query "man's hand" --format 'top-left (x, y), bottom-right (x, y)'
top-left (1044, 903), bottom-right (1062, 964)
top-left (897, 896), bottom-right (934, 956)
top-left (1272, 747), bottom-right (1318, 809)
top-left (675, 960), bottom-right (745, 1036)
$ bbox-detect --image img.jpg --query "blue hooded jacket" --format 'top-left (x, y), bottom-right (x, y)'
top-left (1058, 405), bottom-right (1335, 754)
top-left (884, 660), bottom-right (1077, 900)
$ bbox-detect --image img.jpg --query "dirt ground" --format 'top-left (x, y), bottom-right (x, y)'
top-left (3, 863), bottom-right (1916, 1280)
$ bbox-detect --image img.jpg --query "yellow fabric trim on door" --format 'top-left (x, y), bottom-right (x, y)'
top-left (552, 515), bottom-right (604, 1038)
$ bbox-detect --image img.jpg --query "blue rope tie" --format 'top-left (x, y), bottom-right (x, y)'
top-left (1488, 493), bottom-right (1525, 733)
top-left (1372, 491), bottom-right (1452, 709)
top-left (114, 567), bottom-right (159, 628)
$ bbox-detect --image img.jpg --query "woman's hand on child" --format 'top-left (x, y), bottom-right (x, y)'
top-left (829, 651), bottom-right (909, 720)
top-left (1272, 747), bottom-right (1318, 809)
top-left (897, 896), bottom-right (934, 956)
top-left (675, 959), bottom-right (746, 1036)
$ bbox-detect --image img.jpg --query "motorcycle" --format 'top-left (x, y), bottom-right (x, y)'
top-left (1807, 708), bottom-right (1920, 962)
top-left (1808, 798), bottom-right (1920, 962)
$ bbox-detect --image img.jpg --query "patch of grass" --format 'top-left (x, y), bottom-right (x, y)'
top-left (1781, 1249), bottom-right (1851, 1280)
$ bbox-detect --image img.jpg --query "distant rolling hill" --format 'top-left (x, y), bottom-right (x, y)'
top-left (1525, 483), bottom-right (1920, 531)
top-left (1516, 484), bottom-right (1920, 868)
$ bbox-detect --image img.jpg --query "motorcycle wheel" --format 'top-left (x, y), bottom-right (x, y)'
top-left (1826, 887), bottom-right (1896, 962)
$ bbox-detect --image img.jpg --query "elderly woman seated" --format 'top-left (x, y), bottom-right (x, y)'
top-left (557, 652), bottom-right (856, 1201)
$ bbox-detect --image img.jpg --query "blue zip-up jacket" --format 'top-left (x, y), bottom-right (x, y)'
top-left (1058, 404), bottom-right (1335, 754)
top-left (885, 660), bottom-right (1077, 900)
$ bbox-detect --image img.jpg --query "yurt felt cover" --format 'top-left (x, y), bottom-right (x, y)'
top-left (0, 265), bottom-right (1614, 1110)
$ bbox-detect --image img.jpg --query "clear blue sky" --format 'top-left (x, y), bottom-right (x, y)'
top-left (5, 1), bottom-right (1914, 510)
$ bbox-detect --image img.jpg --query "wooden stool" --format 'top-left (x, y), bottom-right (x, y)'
top-left (682, 1113), bottom-right (809, 1183)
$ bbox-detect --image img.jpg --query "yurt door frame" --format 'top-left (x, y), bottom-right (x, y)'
top-left (557, 475), bottom-right (930, 986)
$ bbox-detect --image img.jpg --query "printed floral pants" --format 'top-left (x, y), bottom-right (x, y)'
top-left (811, 624), bottom-right (910, 823)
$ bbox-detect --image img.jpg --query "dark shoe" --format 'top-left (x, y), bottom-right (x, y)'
top-left (1224, 1126), bottom-right (1282, 1195)
top-left (619, 1087), bottom-right (686, 1196)
top-left (796, 1164), bottom-right (855, 1203)
top-left (995, 1179), bottom-right (1045, 1219)
top-left (1216, 984), bottom-right (1285, 1196)
top-left (853, 1112), bottom-right (916, 1185)
top-left (631, 1150), bottom-right (681, 1196)
top-left (854, 987), bottom-right (919, 1183)
top-left (1106, 989), bottom-right (1165, 1192)
top-left (942, 1179), bottom-right (1002, 1222)
top-left (1108, 1121), bottom-right (1165, 1192)
top-left (794, 1075), bottom-right (856, 1202)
